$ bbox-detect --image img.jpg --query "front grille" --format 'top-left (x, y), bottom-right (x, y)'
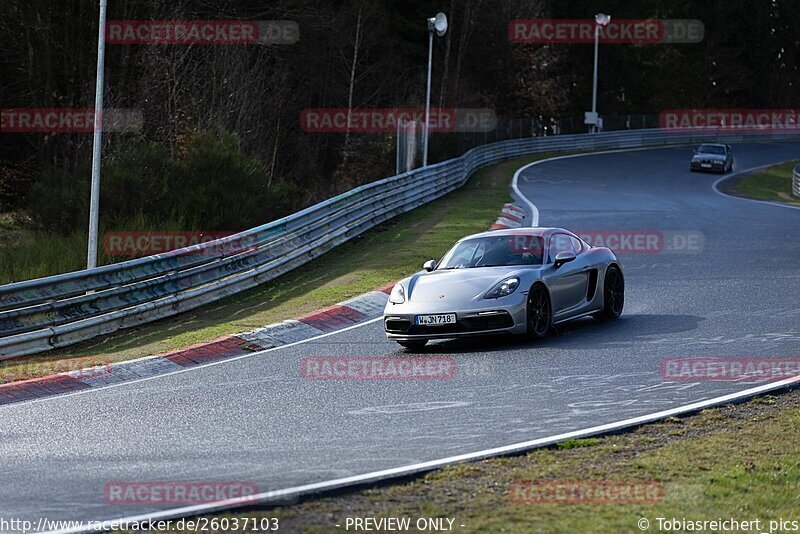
top-left (385, 318), bottom-right (412, 333)
top-left (385, 312), bottom-right (514, 335)
top-left (461, 313), bottom-right (515, 331)
top-left (408, 323), bottom-right (463, 335)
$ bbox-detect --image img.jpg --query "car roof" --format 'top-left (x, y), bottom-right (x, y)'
top-left (698, 143), bottom-right (727, 148)
top-left (460, 227), bottom-right (573, 241)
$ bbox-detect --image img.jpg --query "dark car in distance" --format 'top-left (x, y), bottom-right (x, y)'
top-left (690, 143), bottom-right (734, 173)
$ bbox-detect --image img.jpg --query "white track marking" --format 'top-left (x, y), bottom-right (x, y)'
top-left (711, 159), bottom-right (800, 210)
top-left (513, 146), bottom-right (800, 228)
top-left (48, 374), bottom-right (800, 534)
top-left (0, 317), bottom-right (384, 410)
top-left (511, 161), bottom-right (540, 226)
top-left (511, 145), bottom-right (696, 227)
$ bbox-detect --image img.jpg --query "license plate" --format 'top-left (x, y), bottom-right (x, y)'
top-left (700, 163), bottom-right (712, 168)
top-left (416, 313), bottom-right (456, 326)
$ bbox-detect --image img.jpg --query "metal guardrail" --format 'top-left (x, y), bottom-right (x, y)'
top-left (793, 162), bottom-right (800, 197)
top-left (1, 127), bottom-right (798, 359)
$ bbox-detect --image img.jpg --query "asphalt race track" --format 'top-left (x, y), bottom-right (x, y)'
top-left (1, 142), bottom-right (799, 528)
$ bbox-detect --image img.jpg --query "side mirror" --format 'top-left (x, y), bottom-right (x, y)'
top-left (423, 259), bottom-right (438, 272)
top-left (692, 148), bottom-right (698, 154)
top-left (553, 251), bottom-right (576, 269)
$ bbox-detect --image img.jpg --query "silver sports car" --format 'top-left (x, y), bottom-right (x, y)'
top-left (383, 227), bottom-right (624, 349)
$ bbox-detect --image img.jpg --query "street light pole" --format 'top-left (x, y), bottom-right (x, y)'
top-left (87, 0), bottom-right (108, 269)
top-left (422, 13), bottom-right (447, 167)
top-left (423, 28), bottom-right (434, 167)
top-left (590, 13), bottom-right (611, 134)
top-left (591, 25), bottom-right (599, 133)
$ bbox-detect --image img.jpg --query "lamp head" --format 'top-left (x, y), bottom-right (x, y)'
top-left (595, 13), bottom-right (611, 26)
top-left (428, 12), bottom-right (448, 36)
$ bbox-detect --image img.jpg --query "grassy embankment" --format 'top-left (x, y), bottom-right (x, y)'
top-left (730, 161), bottom-right (800, 207)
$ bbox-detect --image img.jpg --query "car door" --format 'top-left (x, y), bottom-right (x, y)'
top-left (545, 233), bottom-right (591, 316)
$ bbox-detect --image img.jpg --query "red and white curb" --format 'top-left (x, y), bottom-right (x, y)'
top-left (0, 285), bottom-right (394, 406)
top-left (0, 202), bottom-right (522, 406)
top-left (490, 203), bottom-right (526, 229)
top-left (238, 287), bottom-right (392, 347)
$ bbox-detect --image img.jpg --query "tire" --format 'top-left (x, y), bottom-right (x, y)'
top-left (397, 340), bottom-right (428, 350)
top-left (527, 283), bottom-right (552, 339)
top-left (594, 265), bottom-right (624, 321)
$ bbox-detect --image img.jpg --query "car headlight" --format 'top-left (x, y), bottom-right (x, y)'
top-left (389, 283), bottom-right (406, 304)
top-left (484, 277), bottom-right (520, 299)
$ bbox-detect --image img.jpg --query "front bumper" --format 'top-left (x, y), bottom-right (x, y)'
top-left (690, 159), bottom-right (725, 172)
top-left (383, 295), bottom-right (528, 340)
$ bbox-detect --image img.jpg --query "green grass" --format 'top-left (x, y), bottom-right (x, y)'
top-left (0, 230), bottom-right (89, 284)
top-left (0, 154), bottom-right (552, 382)
top-left (189, 390), bottom-right (800, 533)
top-left (556, 438), bottom-right (601, 450)
top-left (733, 161), bottom-right (800, 206)
top-left (0, 212), bottom-right (197, 284)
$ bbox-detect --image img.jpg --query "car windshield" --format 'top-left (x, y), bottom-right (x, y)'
top-left (698, 144), bottom-right (725, 155)
top-left (438, 235), bottom-right (545, 269)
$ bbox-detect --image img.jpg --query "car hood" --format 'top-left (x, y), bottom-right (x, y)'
top-left (404, 267), bottom-right (531, 303)
top-left (695, 153), bottom-right (726, 161)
